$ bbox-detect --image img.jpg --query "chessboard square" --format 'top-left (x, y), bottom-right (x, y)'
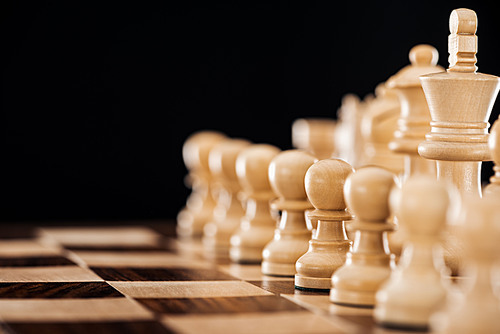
top-left (0, 298), bottom-right (153, 322)
top-left (0, 226), bottom-right (38, 239)
top-left (91, 267), bottom-right (237, 281)
top-left (5, 320), bottom-right (174, 334)
top-left (137, 295), bottom-right (304, 315)
top-left (75, 251), bottom-right (209, 268)
top-left (0, 240), bottom-right (62, 257)
top-left (39, 226), bottom-right (162, 248)
top-left (0, 255), bottom-right (75, 267)
top-left (108, 281), bottom-right (272, 299)
top-left (163, 311), bottom-right (346, 334)
top-left (218, 263), bottom-right (296, 281)
top-left (0, 266), bottom-right (103, 282)
top-left (0, 282), bottom-right (123, 299)
top-left (248, 280), bottom-right (298, 295)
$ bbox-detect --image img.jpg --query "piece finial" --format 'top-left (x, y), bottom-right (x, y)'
top-left (409, 44), bottom-right (438, 66)
top-left (448, 8), bottom-right (478, 73)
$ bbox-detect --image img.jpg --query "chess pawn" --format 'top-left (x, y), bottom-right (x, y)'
top-left (294, 159), bottom-right (353, 290)
top-left (292, 118), bottom-right (336, 160)
top-left (229, 144), bottom-right (281, 263)
top-left (418, 8), bottom-right (500, 199)
top-left (374, 176), bottom-right (455, 330)
top-left (431, 196), bottom-right (500, 334)
top-left (261, 150), bottom-right (316, 276)
top-left (203, 138), bottom-right (251, 259)
top-left (330, 167), bottom-right (396, 307)
top-left (361, 84), bottom-right (404, 175)
top-left (177, 130), bottom-right (227, 238)
top-left (387, 44), bottom-right (443, 181)
top-left (484, 118), bottom-right (500, 197)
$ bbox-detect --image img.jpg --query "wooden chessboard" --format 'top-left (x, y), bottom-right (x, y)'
top-left (0, 222), bottom-right (418, 334)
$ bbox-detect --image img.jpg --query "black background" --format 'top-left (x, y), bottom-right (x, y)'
top-left (1, 1), bottom-right (499, 223)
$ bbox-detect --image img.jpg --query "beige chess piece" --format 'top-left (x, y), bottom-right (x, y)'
top-left (292, 118), bottom-right (336, 160)
top-left (431, 196), bottom-right (500, 334)
top-left (334, 94), bottom-right (364, 168)
top-left (230, 144), bottom-right (281, 263)
top-left (387, 44), bottom-right (443, 181)
top-left (374, 176), bottom-right (456, 330)
top-left (203, 138), bottom-right (251, 259)
top-left (418, 8), bottom-right (500, 276)
top-left (330, 167), bottom-right (396, 307)
top-left (484, 119), bottom-right (500, 197)
top-left (361, 84), bottom-right (404, 175)
top-left (261, 150), bottom-right (316, 276)
top-left (177, 131), bottom-right (227, 238)
top-left (294, 159), bottom-right (353, 290)
top-left (418, 8), bottom-right (500, 199)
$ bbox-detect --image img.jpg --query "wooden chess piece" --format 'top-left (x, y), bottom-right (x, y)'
top-left (292, 118), bottom-right (336, 160)
top-left (361, 84), bottom-right (404, 175)
top-left (261, 150), bottom-right (316, 276)
top-left (418, 8), bottom-right (500, 199)
top-left (431, 196), bottom-right (500, 334)
top-left (484, 119), bottom-right (500, 197)
top-left (330, 167), bottom-right (396, 307)
top-left (387, 44), bottom-right (444, 181)
top-left (230, 144), bottom-right (281, 263)
top-left (334, 94), bottom-right (364, 168)
top-left (294, 159), bottom-right (353, 290)
top-left (374, 176), bottom-right (455, 330)
top-left (202, 138), bottom-right (251, 259)
top-left (177, 130), bottom-right (227, 238)
top-left (418, 8), bottom-right (500, 276)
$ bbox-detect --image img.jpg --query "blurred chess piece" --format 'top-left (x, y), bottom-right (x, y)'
top-left (374, 176), bottom-right (456, 330)
top-left (431, 196), bottom-right (500, 334)
top-left (418, 8), bottom-right (500, 276)
top-left (230, 144), bottom-right (281, 263)
top-left (203, 138), bottom-right (251, 259)
top-left (292, 118), bottom-right (336, 160)
top-left (261, 150), bottom-right (316, 276)
top-left (484, 118), bottom-right (500, 197)
top-left (361, 84), bottom-right (404, 175)
top-left (294, 159), bottom-right (353, 290)
top-left (177, 131), bottom-right (227, 238)
top-left (335, 94), bottom-right (364, 168)
top-left (330, 167), bottom-right (396, 307)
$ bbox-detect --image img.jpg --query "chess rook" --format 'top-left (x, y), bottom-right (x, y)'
top-left (418, 8), bottom-right (500, 198)
top-left (202, 138), bottom-right (251, 259)
top-left (294, 159), bottom-right (353, 291)
top-left (374, 176), bottom-right (455, 330)
top-left (230, 144), bottom-right (281, 263)
top-left (261, 150), bottom-right (316, 276)
top-left (330, 167), bottom-right (396, 307)
top-left (177, 131), bottom-right (227, 238)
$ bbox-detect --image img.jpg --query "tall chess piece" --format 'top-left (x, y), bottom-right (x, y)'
top-left (230, 144), bottom-right (281, 263)
top-left (294, 159), bottom-right (353, 291)
top-left (292, 118), bottom-right (336, 160)
top-left (177, 131), bottom-right (227, 238)
top-left (203, 138), bottom-right (251, 259)
top-left (418, 8), bottom-right (500, 198)
top-left (261, 150), bottom-right (316, 276)
top-left (484, 119), bottom-right (500, 197)
top-left (418, 8), bottom-right (500, 275)
top-left (432, 196), bottom-right (500, 334)
top-left (330, 167), bottom-right (396, 307)
top-left (374, 176), bottom-right (456, 330)
top-left (334, 94), bottom-right (364, 168)
top-left (387, 44), bottom-right (443, 181)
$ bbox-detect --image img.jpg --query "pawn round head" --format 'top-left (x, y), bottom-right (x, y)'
top-left (209, 139), bottom-right (251, 184)
top-left (343, 167), bottom-right (397, 221)
top-left (182, 131), bottom-right (226, 172)
top-left (409, 44), bottom-right (438, 67)
top-left (305, 159), bottom-right (354, 211)
top-left (236, 144), bottom-right (281, 195)
top-left (268, 150), bottom-right (317, 200)
top-left (398, 176), bottom-right (457, 236)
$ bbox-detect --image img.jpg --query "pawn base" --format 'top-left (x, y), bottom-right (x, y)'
top-left (261, 261), bottom-right (295, 277)
top-left (330, 288), bottom-right (375, 308)
top-left (229, 246), bottom-right (262, 264)
top-left (294, 274), bottom-right (331, 290)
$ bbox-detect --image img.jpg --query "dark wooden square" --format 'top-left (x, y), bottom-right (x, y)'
top-left (0, 282), bottom-right (123, 299)
top-left (90, 267), bottom-right (237, 281)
